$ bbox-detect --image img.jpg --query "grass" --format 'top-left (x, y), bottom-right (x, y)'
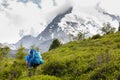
top-left (1, 32), bottom-right (120, 80)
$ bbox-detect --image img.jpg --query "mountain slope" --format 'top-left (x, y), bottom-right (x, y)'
top-left (1, 31), bottom-right (120, 80)
top-left (15, 35), bottom-right (38, 49)
top-left (36, 7), bottom-right (73, 43)
top-left (14, 7), bottom-right (73, 52)
top-left (39, 31), bottom-right (120, 80)
top-left (58, 4), bottom-right (119, 37)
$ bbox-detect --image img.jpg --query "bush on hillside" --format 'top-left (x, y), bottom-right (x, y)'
top-left (15, 45), bottom-right (27, 60)
top-left (0, 46), bottom-right (10, 59)
top-left (49, 39), bottom-right (61, 51)
top-left (1, 59), bottom-right (27, 80)
top-left (19, 75), bottom-right (61, 80)
top-left (92, 34), bottom-right (101, 39)
top-left (118, 23), bottom-right (120, 32)
top-left (118, 27), bottom-right (120, 32)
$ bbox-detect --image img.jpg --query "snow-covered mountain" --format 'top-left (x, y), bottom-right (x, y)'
top-left (14, 4), bottom-right (120, 53)
top-left (14, 6), bottom-right (73, 53)
top-left (0, 0), bottom-right (120, 53)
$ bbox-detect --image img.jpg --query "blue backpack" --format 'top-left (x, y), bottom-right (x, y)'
top-left (29, 49), bottom-right (44, 65)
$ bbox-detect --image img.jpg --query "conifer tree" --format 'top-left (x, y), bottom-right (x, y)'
top-left (49, 39), bottom-right (61, 51)
top-left (118, 22), bottom-right (120, 31)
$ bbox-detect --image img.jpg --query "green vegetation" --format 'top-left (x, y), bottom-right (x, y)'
top-left (118, 22), bottom-right (120, 31)
top-left (49, 39), bottom-right (61, 51)
top-left (92, 34), bottom-right (101, 39)
top-left (41, 31), bottom-right (120, 80)
top-left (20, 75), bottom-right (61, 80)
top-left (1, 31), bottom-right (120, 80)
top-left (0, 46), bottom-right (10, 58)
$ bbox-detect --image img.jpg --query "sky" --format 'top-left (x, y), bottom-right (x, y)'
top-left (0, 0), bottom-right (120, 44)
top-left (100, 0), bottom-right (120, 15)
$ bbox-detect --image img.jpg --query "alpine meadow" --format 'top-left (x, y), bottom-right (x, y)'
top-left (0, 30), bottom-right (120, 80)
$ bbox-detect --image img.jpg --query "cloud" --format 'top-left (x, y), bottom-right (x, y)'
top-left (19, 29), bottom-right (24, 37)
top-left (100, 0), bottom-right (120, 15)
top-left (0, 1), bottom-right (46, 43)
top-left (0, 0), bottom-right (68, 43)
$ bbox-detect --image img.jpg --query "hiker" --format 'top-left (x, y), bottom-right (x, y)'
top-left (25, 49), bottom-right (44, 76)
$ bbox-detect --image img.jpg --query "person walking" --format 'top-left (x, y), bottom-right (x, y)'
top-left (25, 49), bottom-right (44, 77)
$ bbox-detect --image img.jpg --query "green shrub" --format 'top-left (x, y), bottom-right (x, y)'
top-left (92, 34), bottom-right (101, 39)
top-left (49, 39), bottom-right (61, 51)
top-left (15, 46), bottom-right (26, 60)
top-left (19, 75), bottom-right (61, 80)
top-left (1, 28), bottom-right (120, 80)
